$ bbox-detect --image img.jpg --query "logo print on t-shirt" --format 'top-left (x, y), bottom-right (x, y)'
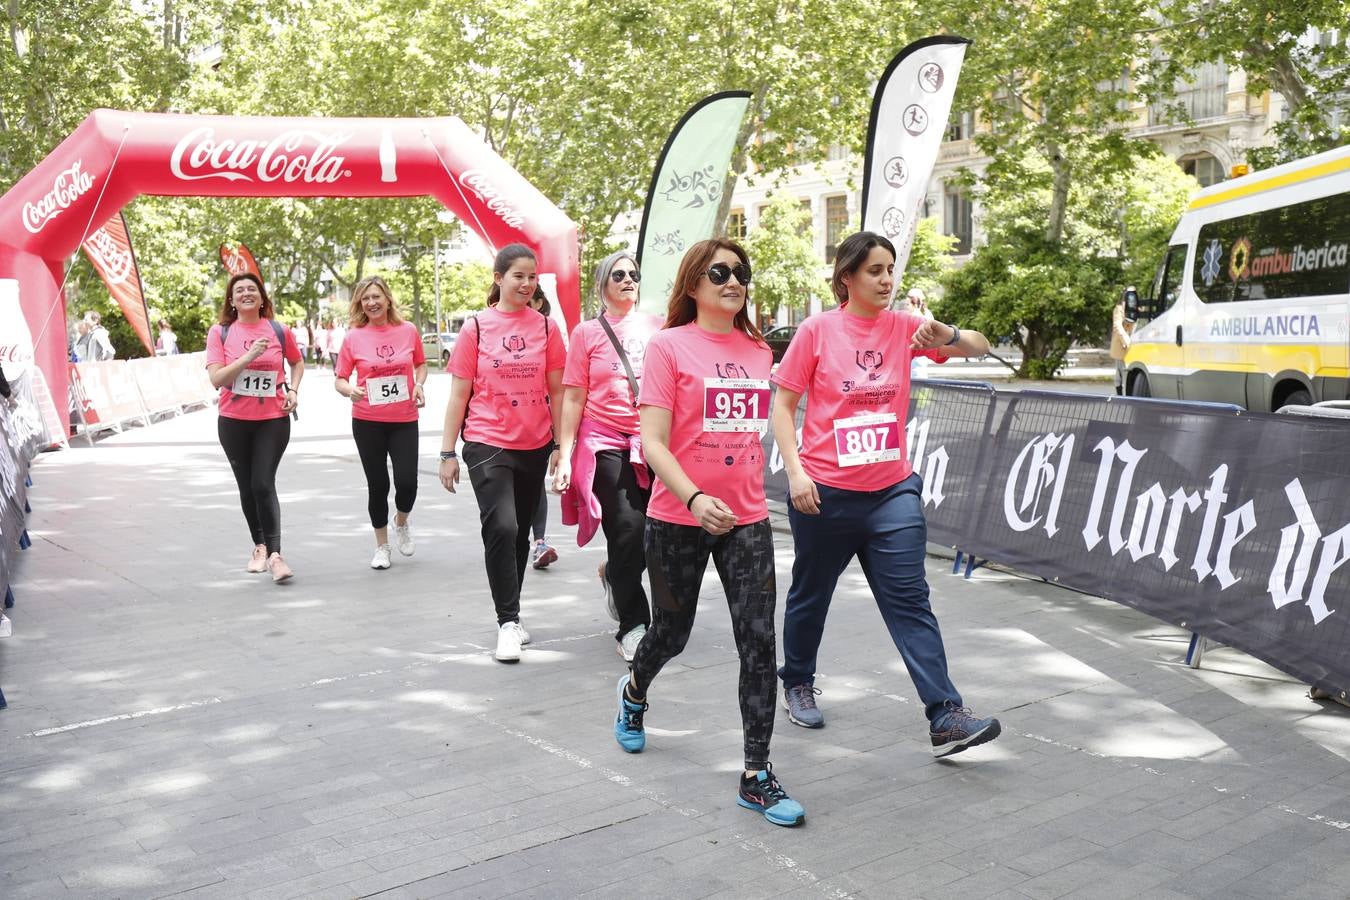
top-left (376, 343), bottom-right (395, 361)
top-left (856, 349), bottom-right (884, 382)
top-left (714, 361), bottom-right (750, 379)
top-left (502, 334), bottom-right (527, 359)
top-left (842, 380), bottom-right (855, 393)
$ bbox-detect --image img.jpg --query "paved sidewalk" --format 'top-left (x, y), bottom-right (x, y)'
top-left (3, 370), bottom-right (1350, 899)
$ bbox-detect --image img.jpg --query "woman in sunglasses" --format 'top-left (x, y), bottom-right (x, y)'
top-left (554, 252), bottom-right (662, 661)
top-left (439, 243), bottom-right (566, 663)
top-left (612, 238), bottom-right (804, 828)
top-left (770, 230), bottom-right (1001, 758)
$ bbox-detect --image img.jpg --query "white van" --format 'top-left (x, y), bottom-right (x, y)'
top-left (1126, 144), bottom-right (1350, 410)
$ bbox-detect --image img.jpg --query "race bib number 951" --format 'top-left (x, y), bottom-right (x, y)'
top-left (703, 378), bottom-right (770, 433)
top-left (833, 412), bottom-right (900, 467)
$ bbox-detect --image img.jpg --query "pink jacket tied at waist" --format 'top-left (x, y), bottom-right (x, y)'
top-left (562, 417), bottom-right (650, 547)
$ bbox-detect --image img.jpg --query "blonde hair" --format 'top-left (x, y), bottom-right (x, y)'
top-left (348, 276), bottom-right (404, 328)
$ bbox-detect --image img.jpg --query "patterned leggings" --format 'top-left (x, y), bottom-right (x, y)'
top-left (630, 518), bottom-right (778, 770)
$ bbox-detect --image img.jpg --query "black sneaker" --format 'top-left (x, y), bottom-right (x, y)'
top-left (930, 704), bottom-right (1001, 758)
top-left (737, 765), bottom-right (805, 827)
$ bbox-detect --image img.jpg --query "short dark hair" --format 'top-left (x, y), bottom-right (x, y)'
top-left (831, 231), bottom-right (897, 305)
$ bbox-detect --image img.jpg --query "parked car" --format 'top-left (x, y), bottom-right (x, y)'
top-left (421, 331), bottom-right (457, 365)
top-left (763, 325), bottom-right (797, 363)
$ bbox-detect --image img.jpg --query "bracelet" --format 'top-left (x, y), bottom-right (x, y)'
top-left (439, 450), bottom-right (457, 461)
top-left (944, 325), bottom-right (961, 346)
top-left (286, 386), bottom-right (297, 394)
top-left (685, 490), bottom-right (704, 511)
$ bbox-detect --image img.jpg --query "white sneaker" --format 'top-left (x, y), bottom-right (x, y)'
top-left (394, 521), bottom-right (415, 556)
top-left (518, 623), bottom-right (531, 645)
top-left (617, 624), bottom-right (646, 662)
top-left (370, 544), bottom-right (392, 570)
top-left (495, 621), bottom-right (524, 662)
top-left (0, 613), bottom-right (11, 638)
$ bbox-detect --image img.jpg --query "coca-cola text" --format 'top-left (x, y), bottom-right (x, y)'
top-left (22, 161), bottom-right (94, 234)
top-left (170, 127), bottom-right (353, 184)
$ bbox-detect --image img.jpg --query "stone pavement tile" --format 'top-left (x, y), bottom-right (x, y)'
top-left (844, 838), bottom-right (964, 883)
top-left (1003, 835), bottom-right (1106, 877)
top-left (375, 850), bottom-right (545, 898)
top-left (1014, 859), bottom-right (1169, 900)
top-left (923, 863), bottom-right (1032, 899)
top-left (1150, 850), bottom-right (1269, 897)
top-left (240, 859), bottom-right (380, 900)
top-left (1157, 793), bottom-right (1267, 841)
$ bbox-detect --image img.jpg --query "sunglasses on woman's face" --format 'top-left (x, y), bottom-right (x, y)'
top-left (705, 262), bottom-right (752, 286)
top-left (610, 268), bottom-right (641, 284)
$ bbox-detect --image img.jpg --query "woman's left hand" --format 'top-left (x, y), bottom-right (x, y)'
top-left (547, 447), bottom-right (560, 480)
top-left (281, 389), bottom-right (298, 413)
top-left (414, 384), bottom-right (426, 408)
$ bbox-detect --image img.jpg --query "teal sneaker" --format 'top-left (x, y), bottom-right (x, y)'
top-left (614, 674), bottom-right (646, 753)
top-left (737, 765), bottom-right (805, 827)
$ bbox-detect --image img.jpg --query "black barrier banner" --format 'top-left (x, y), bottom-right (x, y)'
top-left (961, 391), bottom-right (1350, 698)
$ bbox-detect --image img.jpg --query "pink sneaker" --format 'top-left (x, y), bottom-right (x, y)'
top-left (267, 553), bottom-right (293, 584)
top-left (246, 544), bottom-right (267, 574)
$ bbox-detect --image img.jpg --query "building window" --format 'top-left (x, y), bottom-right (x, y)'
top-left (727, 209), bottom-right (746, 240)
top-left (944, 186), bottom-right (972, 255)
top-left (944, 110), bottom-right (974, 142)
top-left (824, 195), bottom-right (849, 262)
top-left (1180, 154), bottom-right (1225, 187)
top-left (1151, 61), bottom-right (1229, 124)
top-left (826, 143), bottom-right (851, 161)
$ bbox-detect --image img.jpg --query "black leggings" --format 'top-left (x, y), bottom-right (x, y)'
top-left (594, 449), bottom-right (651, 639)
top-left (532, 487), bottom-right (548, 542)
top-left (463, 440), bottom-right (552, 625)
top-left (217, 415), bottom-right (290, 555)
top-left (631, 518), bottom-right (778, 770)
top-left (351, 418), bottom-right (419, 529)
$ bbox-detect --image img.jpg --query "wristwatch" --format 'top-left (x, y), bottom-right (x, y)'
top-left (944, 325), bottom-right (961, 346)
top-left (439, 450), bottom-right (457, 461)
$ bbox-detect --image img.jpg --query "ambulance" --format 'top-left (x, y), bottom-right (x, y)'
top-left (1126, 144), bottom-right (1350, 410)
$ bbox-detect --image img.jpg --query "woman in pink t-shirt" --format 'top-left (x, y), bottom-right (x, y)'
top-left (770, 230), bottom-right (1001, 758)
top-left (554, 250), bottom-right (662, 662)
top-left (612, 238), bottom-right (804, 829)
top-left (439, 244), bottom-right (565, 663)
top-left (335, 276), bottom-right (427, 571)
top-left (205, 273), bottom-right (305, 584)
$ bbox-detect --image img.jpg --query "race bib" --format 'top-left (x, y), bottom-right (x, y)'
top-left (232, 368), bottom-right (277, 398)
top-left (833, 412), bottom-right (901, 467)
top-left (703, 378), bottom-right (770, 433)
top-left (366, 374), bottom-right (408, 406)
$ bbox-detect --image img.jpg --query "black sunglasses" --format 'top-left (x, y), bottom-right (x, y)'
top-left (610, 268), bottom-right (642, 284)
top-left (705, 262), bottom-right (752, 286)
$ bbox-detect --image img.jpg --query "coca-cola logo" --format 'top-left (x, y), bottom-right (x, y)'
top-left (170, 127), bottom-right (353, 184)
top-left (459, 169), bottom-right (526, 228)
top-left (84, 227), bottom-right (134, 285)
top-left (22, 161), bottom-right (94, 234)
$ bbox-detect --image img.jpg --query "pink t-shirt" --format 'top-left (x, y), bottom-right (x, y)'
top-left (448, 306), bottom-right (566, 450)
top-left (563, 312), bottom-right (663, 435)
top-left (640, 323), bottom-right (773, 527)
top-left (336, 321), bottom-right (426, 423)
top-left (328, 325), bottom-right (346, 353)
top-left (772, 307), bottom-right (945, 492)
top-left (206, 319), bottom-right (303, 421)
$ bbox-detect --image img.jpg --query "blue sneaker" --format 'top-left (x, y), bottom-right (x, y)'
top-left (930, 703), bottom-right (1001, 758)
top-left (614, 674), bottom-right (646, 753)
top-left (737, 766), bottom-right (805, 827)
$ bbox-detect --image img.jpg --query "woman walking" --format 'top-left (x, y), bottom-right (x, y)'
top-left (335, 276), bottom-right (427, 570)
top-left (771, 230), bottom-right (1001, 757)
top-left (613, 238), bottom-right (804, 827)
top-left (554, 251), bottom-right (662, 661)
top-left (205, 273), bottom-right (305, 583)
top-left (439, 244), bottom-right (565, 662)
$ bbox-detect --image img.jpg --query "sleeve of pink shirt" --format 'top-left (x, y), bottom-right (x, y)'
top-left (562, 323), bottom-right (592, 389)
top-left (410, 324), bottom-right (426, 365)
top-left (637, 335), bottom-right (677, 411)
top-left (205, 325), bottom-right (225, 367)
top-left (282, 325), bottom-right (302, 364)
top-left (447, 318), bottom-right (479, 380)
top-left (545, 320), bottom-right (566, 372)
top-left (771, 317), bottom-right (818, 393)
top-left (335, 337), bottom-right (356, 380)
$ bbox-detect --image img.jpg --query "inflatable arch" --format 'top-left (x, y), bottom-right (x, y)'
top-left (0, 110), bottom-right (580, 433)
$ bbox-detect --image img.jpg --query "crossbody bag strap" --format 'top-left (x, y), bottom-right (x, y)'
top-left (596, 314), bottom-right (640, 408)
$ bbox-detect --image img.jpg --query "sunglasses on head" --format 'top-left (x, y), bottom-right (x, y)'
top-left (610, 268), bottom-right (641, 284)
top-left (705, 262), bottom-right (752, 286)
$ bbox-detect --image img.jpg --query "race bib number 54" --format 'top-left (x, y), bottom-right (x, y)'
top-left (833, 412), bottom-right (900, 467)
top-left (366, 374), bottom-right (408, 406)
top-left (703, 378), bottom-right (770, 433)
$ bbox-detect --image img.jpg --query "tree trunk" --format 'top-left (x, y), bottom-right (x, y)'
top-left (1044, 140), bottom-right (1071, 245)
top-left (1251, 41), bottom-right (1310, 114)
top-left (713, 83), bottom-right (768, 237)
top-left (410, 258), bottom-right (425, 332)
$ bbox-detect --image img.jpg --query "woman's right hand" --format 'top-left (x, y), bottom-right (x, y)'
top-left (243, 337), bottom-right (270, 362)
top-left (552, 457), bottom-right (572, 494)
top-left (348, 384), bottom-right (367, 402)
top-left (788, 470), bottom-right (821, 515)
top-left (439, 457), bottom-right (460, 493)
top-left (691, 493), bottom-right (737, 535)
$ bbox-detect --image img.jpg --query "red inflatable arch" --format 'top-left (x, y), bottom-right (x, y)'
top-left (0, 109), bottom-right (580, 432)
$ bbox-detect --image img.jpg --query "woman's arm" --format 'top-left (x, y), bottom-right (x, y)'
top-left (413, 362), bottom-right (428, 407)
top-left (771, 387), bottom-right (820, 514)
top-left (438, 375), bottom-right (473, 493)
top-left (206, 338), bottom-right (269, 388)
top-left (553, 386), bottom-right (588, 492)
top-left (640, 405), bottom-right (737, 535)
top-left (911, 319), bottom-right (990, 359)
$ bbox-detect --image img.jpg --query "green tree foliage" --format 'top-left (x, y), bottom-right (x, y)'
top-left (743, 192), bottom-right (822, 322)
top-left (900, 219), bottom-right (957, 299)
